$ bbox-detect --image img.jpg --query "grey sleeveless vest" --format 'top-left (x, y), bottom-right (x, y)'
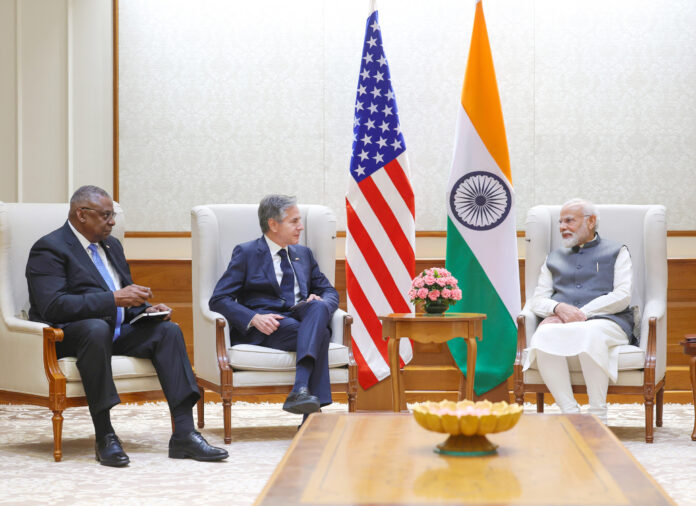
top-left (545, 234), bottom-right (634, 343)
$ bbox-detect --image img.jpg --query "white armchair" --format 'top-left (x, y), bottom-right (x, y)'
top-left (0, 202), bottom-right (164, 461)
top-left (513, 205), bottom-right (667, 442)
top-left (191, 204), bottom-right (357, 443)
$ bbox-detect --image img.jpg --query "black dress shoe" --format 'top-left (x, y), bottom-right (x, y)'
top-left (168, 431), bottom-right (229, 462)
top-left (95, 433), bottom-right (130, 467)
top-left (283, 387), bottom-right (320, 415)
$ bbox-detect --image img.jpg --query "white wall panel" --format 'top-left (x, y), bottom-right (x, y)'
top-left (0, 0), bottom-right (17, 202)
top-left (20, 0), bottom-right (69, 202)
top-left (71, 0), bottom-right (113, 193)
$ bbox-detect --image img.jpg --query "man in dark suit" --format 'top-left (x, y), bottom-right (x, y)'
top-left (26, 185), bottom-right (228, 467)
top-left (209, 195), bottom-right (339, 420)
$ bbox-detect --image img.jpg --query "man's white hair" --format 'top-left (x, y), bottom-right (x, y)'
top-left (562, 198), bottom-right (600, 231)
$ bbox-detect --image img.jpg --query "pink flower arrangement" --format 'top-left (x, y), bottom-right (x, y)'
top-left (408, 267), bottom-right (462, 307)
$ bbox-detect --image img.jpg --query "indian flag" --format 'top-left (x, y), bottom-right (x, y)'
top-left (445, 0), bottom-right (520, 395)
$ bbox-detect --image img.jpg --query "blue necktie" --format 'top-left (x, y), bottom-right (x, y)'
top-left (88, 244), bottom-right (122, 340)
top-left (277, 249), bottom-right (296, 309)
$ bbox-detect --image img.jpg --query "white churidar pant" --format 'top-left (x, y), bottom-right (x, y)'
top-left (523, 319), bottom-right (628, 423)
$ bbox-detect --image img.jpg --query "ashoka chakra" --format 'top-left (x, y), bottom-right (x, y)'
top-left (449, 171), bottom-right (511, 231)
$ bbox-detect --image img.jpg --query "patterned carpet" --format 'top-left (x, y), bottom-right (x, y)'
top-left (0, 401), bottom-right (694, 505)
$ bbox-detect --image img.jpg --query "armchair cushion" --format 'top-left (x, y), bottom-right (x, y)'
top-left (522, 344), bottom-right (644, 376)
top-left (58, 356), bottom-right (158, 382)
top-left (227, 342), bottom-right (349, 371)
top-left (231, 367), bottom-right (349, 388)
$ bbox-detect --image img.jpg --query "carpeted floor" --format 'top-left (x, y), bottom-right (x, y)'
top-left (0, 401), bottom-right (694, 505)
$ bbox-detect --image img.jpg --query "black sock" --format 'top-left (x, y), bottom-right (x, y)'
top-left (171, 400), bottom-right (194, 436)
top-left (92, 409), bottom-right (114, 440)
top-left (293, 357), bottom-right (313, 391)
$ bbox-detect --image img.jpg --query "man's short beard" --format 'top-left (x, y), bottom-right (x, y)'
top-left (562, 232), bottom-right (579, 248)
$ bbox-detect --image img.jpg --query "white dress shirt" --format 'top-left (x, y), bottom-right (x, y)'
top-left (264, 235), bottom-right (300, 304)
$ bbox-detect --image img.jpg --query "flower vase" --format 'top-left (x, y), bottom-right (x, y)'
top-left (424, 300), bottom-right (448, 314)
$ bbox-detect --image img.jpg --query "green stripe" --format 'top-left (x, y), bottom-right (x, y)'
top-left (445, 218), bottom-right (517, 395)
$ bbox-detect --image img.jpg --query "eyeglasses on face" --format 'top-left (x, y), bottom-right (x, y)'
top-left (558, 215), bottom-right (590, 226)
top-left (80, 207), bottom-right (118, 221)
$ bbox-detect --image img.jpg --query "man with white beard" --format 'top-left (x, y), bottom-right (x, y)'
top-left (523, 198), bottom-right (634, 423)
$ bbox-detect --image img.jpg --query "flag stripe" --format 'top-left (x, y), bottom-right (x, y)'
top-left (346, 199), bottom-right (410, 312)
top-left (357, 176), bottom-right (415, 275)
top-left (371, 165), bottom-right (415, 243)
top-left (346, 189), bottom-right (412, 302)
top-left (461, 1), bottom-right (511, 181)
top-left (384, 156), bottom-right (415, 218)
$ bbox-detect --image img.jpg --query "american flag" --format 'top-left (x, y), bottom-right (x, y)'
top-left (346, 3), bottom-right (415, 389)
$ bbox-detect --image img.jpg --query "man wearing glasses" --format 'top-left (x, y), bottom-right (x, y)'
top-left (522, 198), bottom-right (634, 424)
top-left (26, 185), bottom-right (227, 467)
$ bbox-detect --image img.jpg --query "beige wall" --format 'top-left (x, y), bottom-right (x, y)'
top-left (117, 0), bottom-right (696, 232)
top-left (0, 0), bottom-right (112, 203)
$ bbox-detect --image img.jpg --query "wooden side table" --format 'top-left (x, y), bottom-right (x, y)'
top-left (379, 312), bottom-right (486, 412)
top-left (680, 336), bottom-right (696, 441)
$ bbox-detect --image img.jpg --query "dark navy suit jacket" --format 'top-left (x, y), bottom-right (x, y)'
top-left (26, 222), bottom-right (147, 330)
top-left (209, 236), bottom-right (339, 345)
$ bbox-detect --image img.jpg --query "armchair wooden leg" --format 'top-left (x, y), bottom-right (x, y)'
top-left (536, 393), bottom-right (545, 413)
top-left (223, 398), bottom-right (232, 444)
top-left (656, 386), bottom-right (664, 428)
top-left (644, 398), bottom-right (655, 443)
top-left (52, 410), bottom-right (64, 462)
top-left (197, 386), bottom-right (205, 429)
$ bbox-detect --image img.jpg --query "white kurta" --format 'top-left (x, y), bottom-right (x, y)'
top-left (523, 245), bottom-right (632, 383)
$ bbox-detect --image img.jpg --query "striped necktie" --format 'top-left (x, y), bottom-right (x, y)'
top-left (87, 244), bottom-right (122, 340)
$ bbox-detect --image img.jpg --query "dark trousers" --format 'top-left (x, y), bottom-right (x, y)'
top-left (244, 300), bottom-right (333, 406)
top-left (57, 318), bottom-right (200, 416)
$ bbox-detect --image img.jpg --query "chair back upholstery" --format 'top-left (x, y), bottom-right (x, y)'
top-left (191, 204), bottom-right (337, 384)
top-left (0, 202), bottom-right (125, 326)
top-left (524, 204), bottom-right (667, 351)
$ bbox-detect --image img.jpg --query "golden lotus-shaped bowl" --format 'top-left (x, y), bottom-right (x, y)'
top-left (412, 400), bottom-right (523, 456)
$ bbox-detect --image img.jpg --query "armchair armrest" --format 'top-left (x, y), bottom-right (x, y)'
top-left (42, 327), bottom-right (67, 409)
top-left (4, 316), bottom-right (47, 335)
top-left (330, 309), bottom-right (356, 365)
top-left (513, 307), bottom-right (538, 404)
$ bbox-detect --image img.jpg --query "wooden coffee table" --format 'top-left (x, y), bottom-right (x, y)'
top-left (255, 412), bottom-right (673, 505)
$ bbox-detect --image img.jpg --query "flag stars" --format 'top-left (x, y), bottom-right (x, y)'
top-left (357, 84), bottom-right (367, 96)
top-left (353, 116), bottom-right (360, 127)
top-left (366, 36), bottom-right (377, 48)
top-left (361, 133), bottom-right (372, 145)
top-left (365, 118), bottom-right (376, 130)
top-left (390, 138), bottom-right (402, 150)
top-left (354, 165), bottom-right (367, 176)
top-left (363, 52), bottom-right (373, 64)
top-left (370, 20), bottom-right (380, 32)
top-left (370, 87), bottom-right (382, 99)
top-left (377, 55), bottom-right (387, 66)
top-left (382, 105), bottom-right (393, 117)
top-left (355, 100), bottom-right (364, 111)
top-left (360, 69), bottom-right (370, 80)
top-left (358, 149), bottom-right (369, 161)
top-left (376, 137), bottom-right (388, 148)
top-left (378, 120), bottom-right (390, 132)
top-left (367, 103), bottom-right (378, 114)
top-left (373, 152), bottom-right (384, 164)
top-left (374, 71), bottom-right (384, 82)
top-left (386, 89), bottom-right (395, 100)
